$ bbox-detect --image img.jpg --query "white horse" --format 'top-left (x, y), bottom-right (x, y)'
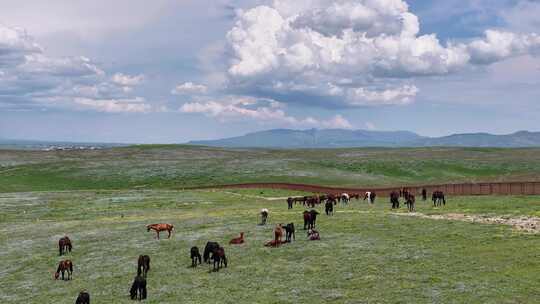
top-left (340, 193), bottom-right (350, 204)
top-left (364, 192), bottom-right (373, 204)
top-left (260, 208), bottom-right (269, 225)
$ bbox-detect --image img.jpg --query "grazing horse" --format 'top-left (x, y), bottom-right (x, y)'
top-left (229, 232), bottom-right (245, 245)
top-left (327, 194), bottom-right (338, 205)
top-left (58, 236), bottom-right (72, 256)
top-left (349, 193), bottom-right (360, 200)
top-left (304, 209), bottom-right (319, 230)
top-left (282, 223), bottom-right (295, 242)
top-left (405, 194), bottom-right (416, 212)
top-left (203, 242), bottom-right (220, 263)
top-left (390, 191), bottom-right (400, 209)
top-left (75, 291), bottom-right (90, 304)
top-left (325, 200), bottom-right (334, 216)
top-left (190, 246), bottom-right (202, 267)
top-left (260, 208), bottom-right (269, 225)
top-left (55, 260), bottom-right (73, 281)
top-left (307, 229), bottom-right (320, 241)
top-left (306, 196), bottom-right (320, 208)
top-left (137, 255), bottom-right (150, 277)
top-left (211, 246), bottom-right (227, 271)
top-left (432, 191), bottom-right (446, 207)
top-left (146, 223), bottom-right (174, 239)
top-left (421, 188), bottom-right (427, 201)
top-left (130, 275), bottom-right (147, 300)
top-left (364, 191), bottom-right (376, 204)
top-left (287, 197), bottom-right (294, 209)
top-left (341, 193), bottom-right (350, 204)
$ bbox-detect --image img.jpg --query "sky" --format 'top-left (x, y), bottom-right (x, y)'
top-left (1, 0), bottom-right (539, 143)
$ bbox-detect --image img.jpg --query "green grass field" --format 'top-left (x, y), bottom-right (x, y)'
top-left (2, 146), bottom-right (540, 303)
top-left (2, 146), bottom-right (540, 192)
top-left (1, 189), bottom-right (540, 303)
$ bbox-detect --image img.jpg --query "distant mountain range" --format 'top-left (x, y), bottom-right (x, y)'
top-left (0, 138), bottom-right (126, 150)
top-left (188, 129), bottom-right (540, 148)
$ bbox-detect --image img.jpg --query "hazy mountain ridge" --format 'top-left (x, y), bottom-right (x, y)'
top-left (188, 129), bottom-right (540, 148)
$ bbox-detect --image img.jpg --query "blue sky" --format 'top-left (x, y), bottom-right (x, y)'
top-left (1, 0), bottom-right (539, 143)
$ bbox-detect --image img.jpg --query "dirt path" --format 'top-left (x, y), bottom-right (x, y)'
top-left (395, 212), bottom-right (540, 233)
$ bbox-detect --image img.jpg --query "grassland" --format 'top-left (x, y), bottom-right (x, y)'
top-left (2, 146), bottom-right (540, 303)
top-left (2, 146), bottom-right (540, 192)
top-left (1, 189), bottom-right (540, 303)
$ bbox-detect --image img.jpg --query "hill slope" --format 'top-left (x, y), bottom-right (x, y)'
top-left (189, 129), bottom-right (425, 148)
top-left (189, 129), bottom-right (540, 148)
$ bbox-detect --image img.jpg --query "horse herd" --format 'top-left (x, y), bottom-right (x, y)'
top-left (287, 188), bottom-right (446, 213)
top-left (53, 188), bottom-right (446, 302)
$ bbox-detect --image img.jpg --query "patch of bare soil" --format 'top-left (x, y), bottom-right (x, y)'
top-left (396, 212), bottom-right (540, 233)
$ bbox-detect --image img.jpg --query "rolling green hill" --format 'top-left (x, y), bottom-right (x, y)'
top-left (2, 145), bottom-right (540, 192)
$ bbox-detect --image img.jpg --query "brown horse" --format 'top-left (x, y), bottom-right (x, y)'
top-left (137, 255), bottom-right (150, 277)
top-left (274, 224), bottom-right (284, 246)
top-left (54, 260), bottom-right (73, 280)
top-left (229, 232), bottom-right (245, 245)
top-left (146, 223), bottom-right (174, 239)
top-left (58, 236), bottom-right (72, 256)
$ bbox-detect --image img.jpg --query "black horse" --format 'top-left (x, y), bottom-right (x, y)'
top-left (421, 188), bottom-right (427, 201)
top-left (58, 236), bottom-right (72, 256)
top-left (190, 246), bottom-right (202, 267)
top-left (405, 194), bottom-right (416, 212)
top-left (137, 255), bottom-right (150, 277)
top-left (325, 201), bottom-right (334, 216)
top-left (203, 242), bottom-right (220, 263)
top-left (432, 191), bottom-right (446, 206)
top-left (282, 223), bottom-right (295, 242)
top-left (390, 191), bottom-right (400, 209)
top-left (130, 275), bottom-right (147, 300)
top-left (75, 291), bottom-right (90, 304)
top-left (211, 246), bottom-right (227, 271)
top-left (287, 197), bottom-right (294, 209)
top-left (303, 209), bottom-right (319, 230)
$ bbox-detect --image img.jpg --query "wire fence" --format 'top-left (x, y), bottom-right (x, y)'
top-left (200, 181), bottom-right (540, 197)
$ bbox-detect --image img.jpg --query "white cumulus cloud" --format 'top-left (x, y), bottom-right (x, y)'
top-left (111, 73), bottom-right (145, 86)
top-left (180, 96), bottom-right (353, 129)
top-left (224, 0), bottom-right (540, 107)
top-left (171, 82), bottom-right (208, 95)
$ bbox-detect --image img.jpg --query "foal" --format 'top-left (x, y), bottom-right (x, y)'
top-left (274, 224), bottom-right (284, 246)
top-left (137, 255), bottom-right (150, 277)
top-left (229, 232), bottom-right (245, 245)
top-left (54, 260), bottom-right (73, 281)
top-left (282, 223), bottom-right (295, 242)
top-left (211, 247), bottom-right (227, 271)
top-left (58, 236), bottom-right (72, 256)
top-left (75, 291), bottom-right (90, 304)
top-left (190, 247), bottom-right (202, 267)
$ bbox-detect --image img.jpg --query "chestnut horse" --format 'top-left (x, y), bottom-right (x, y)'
top-left (229, 232), bottom-right (245, 245)
top-left (58, 236), bottom-right (72, 256)
top-left (274, 224), bottom-right (284, 246)
top-left (146, 223), bottom-right (174, 239)
top-left (55, 260), bottom-right (73, 281)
